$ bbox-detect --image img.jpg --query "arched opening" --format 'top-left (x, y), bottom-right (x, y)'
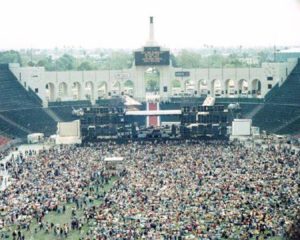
top-left (145, 67), bottom-right (160, 95)
top-left (112, 81), bottom-right (121, 96)
top-left (238, 79), bottom-right (249, 97)
top-left (98, 82), bottom-right (107, 98)
top-left (252, 79), bottom-right (262, 97)
top-left (58, 82), bottom-right (68, 98)
top-left (123, 80), bottom-right (134, 96)
top-left (225, 79), bottom-right (236, 97)
top-left (72, 82), bottom-right (81, 100)
top-left (198, 79), bottom-right (208, 96)
top-left (211, 79), bottom-right (222, 97)
top-left (171, 79), bottom-right (181, 96)
top-left (85, 81), bottom-right (94, 100)
top-left (184, 80), bottom-right (196, 96)
top-left (45, 82), bottom-right (55, 101)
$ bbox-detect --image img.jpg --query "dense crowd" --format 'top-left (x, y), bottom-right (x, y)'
top-left (89, 141), bottom-right (299, 239)
top-left (0, 144), bottom-right (114, 239)
top-left (0, 140), bottom-right (299, 239)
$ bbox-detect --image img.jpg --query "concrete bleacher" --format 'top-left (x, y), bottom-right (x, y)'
top-left (48, 101), bottom-right (91, 122)
top-left (0, 117), bottom-right (28, 137)
top-left (252, 59), bottom-right (300, 134)
top-left (1, 109), bottom-right (57, 136)
top-left (278, 116), bottom-right (300, 135)
top-left (0, 136), bottom-right (10, 146)
top-left (1, 58), bottom-right (300, 137)
top-left (266, 64), bottom-right (300, 104)
top-left (0, 66), bottom-right (40, 111)
top-left (253, 105), bottom-right (300, 132)
top-left (0, 64), bottom-right (56, 137)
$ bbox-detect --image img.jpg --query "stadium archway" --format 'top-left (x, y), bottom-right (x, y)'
top-left (252, 79), bottom-right (262, 97)
top-left (97, 82), bottom-right (107, 98)
top-left (225, 79), bottom-right (236, 97)
top-left (184, 80), bottom-right (195, 95)
top-left (58, 82), bottom-right (68, 99)
top-left (171, 79), bottom-right (181, 96)
top-left (45, 82), bottom-right (55, 101)
top-left (112, 81), bottom-right (121, 96)
top-left (198, 79), bottom-right (208, 96)
top-left (145, 67), bottom-right (160, 94)
top-left (72, 82), bottom-right (81, 100)
top-left (211, 79), bottom-right (222, 97)
top-left (85, 81), bottom-right (94, 100)
top-left (123, 80), bottom-right (134, 96)
top-left (238, 79), bottom-right (248, 97)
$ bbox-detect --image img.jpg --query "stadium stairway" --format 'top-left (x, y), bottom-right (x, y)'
top-left (273, 114), bottom-right (300, 134)
top-left (43, 108), bottom-right (62, 122)
top-left (277, 115), bottom-right (300, 135)
top-left (48, 101), bottom-right (91, 122)
top-left (0, 114), bottom-right (31, 134)
top-left (252, 59), bottom-right (300, 134)
top-left (0, 64), bottom-right (57, 138)
top-left (244, 104), bottom-right (264, 119)
top-left (0, 114), bottom-right (30, 137)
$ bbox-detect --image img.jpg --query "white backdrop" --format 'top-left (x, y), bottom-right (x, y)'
top-left (58, 120), bottom-right (80, 137)
top-left (232, 119), bottom-right (252, 136)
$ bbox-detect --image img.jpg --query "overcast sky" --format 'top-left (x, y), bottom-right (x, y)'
top-left (1, 0), bottom-right (300, 50)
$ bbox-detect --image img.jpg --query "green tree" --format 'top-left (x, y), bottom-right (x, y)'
top-left (78, 61), bottom-right (93, 71)
top-left (37, 57), bottom-right (56, 71)
top-left (55, 54), bottom-right (76, 71)
top-left (170, 53), bottom-right (178, 67)
top-left (176, 50), bottom-right (202, 68)
top-left (124, 80), bottom-right (134, 87)
top-left (172, 79), bottom-right (181, 88)
top-left (145, 68), bottom-right (160, 92)
top-left (0, 50), bottom-right (22, 65)
top-left (102, 51), bottom-right (133, 70)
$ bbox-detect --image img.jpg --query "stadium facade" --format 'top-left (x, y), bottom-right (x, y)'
top-left (1, 17), bottom-right (300, 139)
top-left (7, 17), bottom-right (299, 105)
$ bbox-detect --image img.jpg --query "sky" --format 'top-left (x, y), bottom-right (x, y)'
top-left (0, 0), bottom-right (300, 50)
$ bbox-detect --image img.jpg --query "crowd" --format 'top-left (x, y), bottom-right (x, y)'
top-left (0, 144), bottom-right (114, 239)
top-left (0, 136), bottom-right (10, 148)
top-left (0, 140), bottom-right (299, 240)
top-left (90, 141), bottom-right (299, 239)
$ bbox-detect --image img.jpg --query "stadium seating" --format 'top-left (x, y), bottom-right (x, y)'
top-left (0, 136), bottom-right (10, 146)
top-left (0, 65), bottom-right (41, 111)
top-left (48, 101), bottom-right (91, 122)
top-left (1, 58), bottom-right (300, 137)
top-left (252, 60), bottom-right (300, 133)
top-left (1, 109), bottom-right (57, 136)
top-left (277, 117), bottom-right (300, 135)
top-left (0, 116), bottom-right (28, 137)
top-left (265, 62), bottom-right (300, 104)
top-left (0, 64), bottom-right (56, 137)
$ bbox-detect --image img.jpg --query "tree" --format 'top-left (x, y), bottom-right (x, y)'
top-left (172, 79), bottom-right (181, 88)
top-left (145, 68), bottom-right (160, 92)
top-left (55, 54), bottom-right (76, 71)
top-left (170, 53), bottom-right (178, 67)
top-left (176, 50), bottom-right (202, 68)
top-left (27, 61), bottom-right (35, 67)
top-left (102, 51), bottom-right (133, 70)
top-left (78, 61), bottom-right (93, 71)
top-left (0, 50), bottom-right (22, 65)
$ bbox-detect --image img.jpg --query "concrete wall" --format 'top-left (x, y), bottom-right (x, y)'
top-left (9, 58), bottom-right (298, 104)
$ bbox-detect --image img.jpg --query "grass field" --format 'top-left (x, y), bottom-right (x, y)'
top-left (0, 176), bottom-right (285, 240)
top-left (1, 177), bottom-right (116, 240)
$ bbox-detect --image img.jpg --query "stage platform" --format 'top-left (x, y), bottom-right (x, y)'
top-left (126, 110), bottom-right (181, 116)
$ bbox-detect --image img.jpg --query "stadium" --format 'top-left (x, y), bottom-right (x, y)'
top-left (0, 12), bottom-right (300, 240)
